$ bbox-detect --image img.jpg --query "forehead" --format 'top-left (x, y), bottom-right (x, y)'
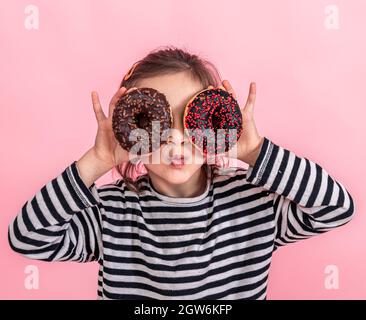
top-left (135, 71), bottom-right (204, 111)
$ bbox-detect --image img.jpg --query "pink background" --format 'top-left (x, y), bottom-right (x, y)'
top-left (1, 0), bottom-right (365, 299)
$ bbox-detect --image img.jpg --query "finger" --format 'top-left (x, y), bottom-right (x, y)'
top-left (245, 82), bottom-right (256, 107)
top-left (108, 87), bottom-right (127, 118)
top-left (222, 79), bottom-right (237, 99)
top-left (126, 87), bottom-right (138, 93)
top-left (242, 82), bottom-right (256, 117)
top-left (91, 91), bottom-right (107, 123)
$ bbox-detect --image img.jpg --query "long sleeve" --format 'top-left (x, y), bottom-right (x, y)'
top-left (8, 161), bottom-right (103, 262)
top-left (245, 137), bottom-right (355, 250)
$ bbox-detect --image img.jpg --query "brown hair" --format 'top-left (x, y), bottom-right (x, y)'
top-left (114, 45), bottom-right (223, 193)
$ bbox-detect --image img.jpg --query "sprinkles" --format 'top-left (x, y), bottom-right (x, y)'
top-left (183, 88), bottom-right (243, 155)
top-left (112, 87), bottom-right (243, 157)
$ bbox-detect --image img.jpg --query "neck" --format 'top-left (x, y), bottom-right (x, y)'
top-left (148, 166), bottom-right (208, 198)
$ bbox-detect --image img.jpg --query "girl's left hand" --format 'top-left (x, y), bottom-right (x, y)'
top-left (211, 80), bottom-right (264, 167)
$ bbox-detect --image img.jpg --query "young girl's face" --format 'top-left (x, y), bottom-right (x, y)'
top-left (135, 71), bottom-right (207, 186)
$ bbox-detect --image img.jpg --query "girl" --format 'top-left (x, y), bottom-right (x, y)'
top-left (8, 46), bottom-right (355, 300)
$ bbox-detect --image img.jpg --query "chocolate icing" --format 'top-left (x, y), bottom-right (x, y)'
top-left (112, 87), bottom-right (173, 154)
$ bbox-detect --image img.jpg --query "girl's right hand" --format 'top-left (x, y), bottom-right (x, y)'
top-left (90, 87), bottom-right (137, 169)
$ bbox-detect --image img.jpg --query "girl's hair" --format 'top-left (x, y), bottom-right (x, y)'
top-left (113, 45), bottom-right (229, 193)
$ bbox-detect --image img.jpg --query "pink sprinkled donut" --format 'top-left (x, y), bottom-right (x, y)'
top-left (183, 88), bottom-right (243, 155)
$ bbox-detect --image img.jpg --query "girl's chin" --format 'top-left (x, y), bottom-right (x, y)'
top-left (160, 166), bottom-right (198, 183)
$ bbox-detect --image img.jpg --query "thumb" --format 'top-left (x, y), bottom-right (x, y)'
top-left (241, 82), bottom-right (256, 123)
top-left (91, 91), bottom-right (107, 123)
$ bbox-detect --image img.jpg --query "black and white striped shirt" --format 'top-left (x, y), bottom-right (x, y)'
top-left (8, 137), bottom-right (355, 299)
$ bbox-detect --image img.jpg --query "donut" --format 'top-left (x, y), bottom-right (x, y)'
top-left (112, 87), bottom-right (173, 155)
top-left (183, 88), bottom-right (243, 155)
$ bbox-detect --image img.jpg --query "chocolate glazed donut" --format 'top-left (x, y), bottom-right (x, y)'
top-left (183, 88), bottom-right (243, 155)
top-left (112, 87), bottom-right (173, 155)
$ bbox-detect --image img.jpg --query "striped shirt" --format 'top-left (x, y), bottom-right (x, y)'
top-left (8, 137), bottom-right (355, 299)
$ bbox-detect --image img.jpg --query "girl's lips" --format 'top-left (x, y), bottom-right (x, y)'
top-left (169, 155), bottom-right (185, 167)
top-left (171, 159), bottom-right (185, 165)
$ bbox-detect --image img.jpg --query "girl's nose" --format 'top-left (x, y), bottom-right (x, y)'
top-left (164, 127), bottom-right (190, 154)
top-left (160, 125), bottom-right (195, 164)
